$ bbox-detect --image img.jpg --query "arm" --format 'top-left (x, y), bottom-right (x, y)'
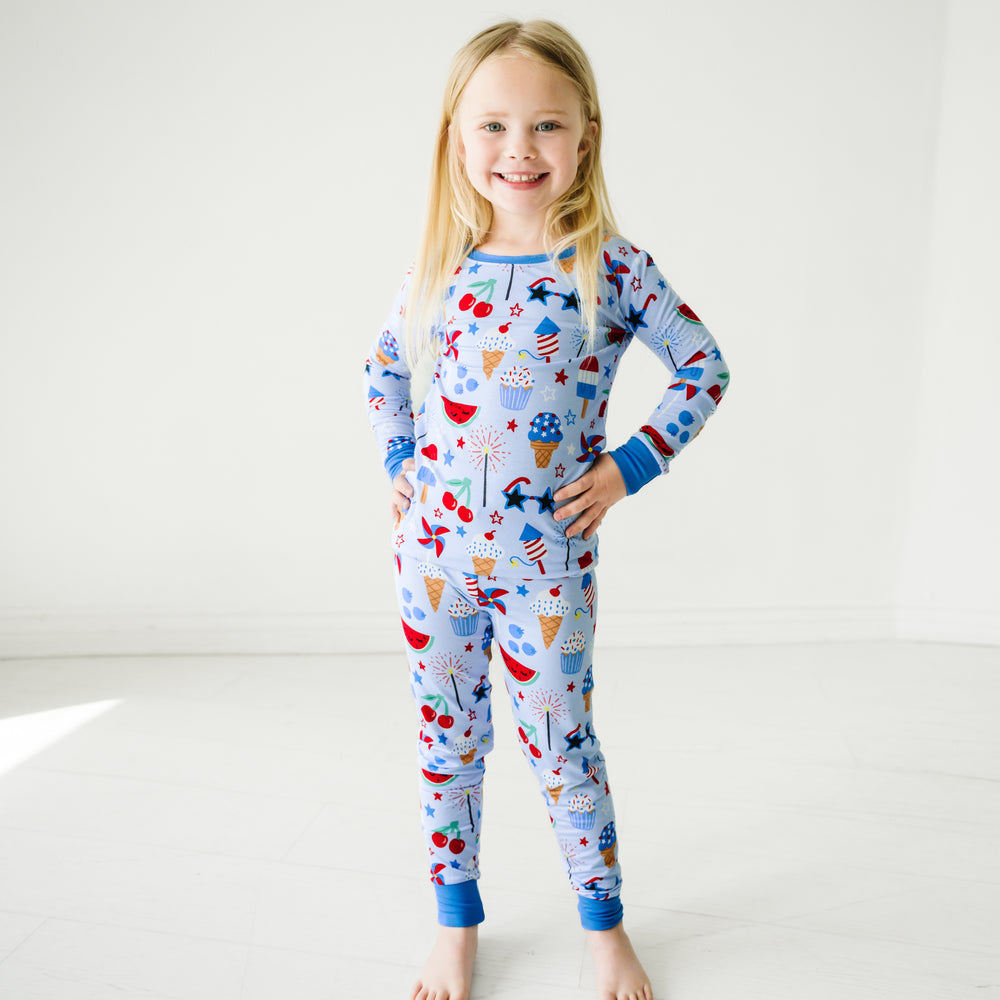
top-left (606, 245), bottom-right (730, 494)
top-left (362, 268), bottom-right (418, 483)
top-left (554, 243), bottom-right (730, 538)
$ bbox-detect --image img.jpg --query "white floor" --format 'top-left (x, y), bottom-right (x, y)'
top-left (0, 640), bottom-right (998, 999)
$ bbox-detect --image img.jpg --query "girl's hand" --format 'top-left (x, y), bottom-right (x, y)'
top-left (391, 457), bottom-right (415, 526)
top-left (553, 452), bottom-right (627, 540)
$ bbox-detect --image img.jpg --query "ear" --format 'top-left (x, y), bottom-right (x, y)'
top-left (578, 120), bottom-right (598, 162)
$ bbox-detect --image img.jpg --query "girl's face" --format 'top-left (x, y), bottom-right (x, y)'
top-left (453, 52), bottom-right (596, 243)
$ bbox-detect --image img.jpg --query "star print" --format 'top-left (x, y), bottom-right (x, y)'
top-left (564, 727), bottom-right (585, 750)
top-left (567, 444), bottom-right (577, 457)
top-left (557, 754), bottom-right (567, 763)
top-left (560, 291), bottom-right (579, 312)
top-left (605, 781), bottom-right (610, 796)
top-left (510, 303), bottom-right (523, 317)
top-left (438, 733), bottom-right (448, 744)
top-left (444, 450), bottom-right (455, 466)
top-left (425, 805), bottom-right (435, 816)
top-left (468, 321), bottom-right (479, 336)
top-left (554, 464), bottom-right (566, 478)
top-left (434, 507), bottom-right (443, 518)
top-left (536, 488), bottom-right (556, 514)
top-left (603, 365), bottom-right (612, 378)
top-left (554, 367), bottom-right (568, 385)
top-left (465, 642), bottom-right (474, 652)
top-left (517, 584), bottom-right (529, 596)
top-left (507, 419), bottom-right (518, 432)
top-left (618, 245), bottom-right (628, 256)
top-left (418, 661), bottom-right (426, 670)
top-left (468, 709), bottom-right (477, 720)
top-left (450, 860), bottom-right (462, 869)
top-left (658, 278), bottom-right (666, 290)
top-left (489, 510), bottom-right (504, 525)
top-left (434, 792), bottom-right (443, 800)
top-left (580, 837), bottom-right (589, 846)
top-left (712, 347), bottom-right (722, 360)
top-left (456, 525), bottom-right (467, 537)
top-left (518, 691), bottom-right (525, 700)
top-left (468, 262), bottom-right (481, 274)
top-left (567, 682), bottom-right (575, 692)
top-left (456, 437), bottom-right (465, 449)
top-left (540, 385), bottom-right (556, 402)
top-left (412, 671), bottom-right (422, 685)
top-left (625, 305), bottom-right (647, 330)
top-left (528, 282), bottom-right (553, 303)
top-left (631, 275), bottom-right (642, 292)
top-left (503, 484), bottom-right (528, 511)
top-left (564, 410), bottom-right (577, 426)
top-left (395, 534), bottom-right (404, 546)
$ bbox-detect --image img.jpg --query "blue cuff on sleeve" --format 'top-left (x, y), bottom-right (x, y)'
top-left (434, 880), bottom-right (485, 927)
top-left (608, 435), bottom-right (663, 495)
top-left (385, 438), bottom-right (415, 481)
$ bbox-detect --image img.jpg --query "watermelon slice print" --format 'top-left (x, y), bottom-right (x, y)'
top-left (421, 768), bottom-right (457, 786)
top-left (499, 643), bottom-right (538, 685)
top-left (402, 618), bottom-right (433, 652)
top-left (443, 395), bottom-right (479, 428)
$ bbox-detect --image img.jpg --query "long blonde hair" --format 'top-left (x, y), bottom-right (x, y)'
top-left (405, 19), bottom-right (618, 368)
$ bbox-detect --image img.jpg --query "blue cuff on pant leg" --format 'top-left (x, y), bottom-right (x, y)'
top-left (435, 880), bottom-right (485, 927)
top-left (577, 894), bottom-right (623, 930)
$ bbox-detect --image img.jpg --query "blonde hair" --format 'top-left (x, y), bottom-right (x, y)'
top-left (404, 19), bottom-right (618, 368)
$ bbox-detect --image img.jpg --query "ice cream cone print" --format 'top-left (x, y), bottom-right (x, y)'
top-left (425, 576), bottom-right (445, 611)
top-left (530, 586), bottom-right (570, 649)
top-left (584, 689), bottom-right (593, 712)
top-left (482, 350), bottom-right (503, 379)
top-left (601, 845), bottom-right (616, 868)
top-left (531, 440), bottom-right (558, 468)
top-left (549, 784), bottom-right (564, 805)
top-left (376, 347), bottom-right (391, 366)
top-left (419, 564), bottom-right (446, 612)
top-left (538, 614), bottom-right (563, 649)
top-left (472, 556), bottom-right (496, 576)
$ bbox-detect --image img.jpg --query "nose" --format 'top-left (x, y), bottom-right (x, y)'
top-left (505, 127), bottom-right (538, 160)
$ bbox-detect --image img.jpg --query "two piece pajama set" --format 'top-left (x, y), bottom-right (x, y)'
top-left (363, 234), bottom-right (729, 930)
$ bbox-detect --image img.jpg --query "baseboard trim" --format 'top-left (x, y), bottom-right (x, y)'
top-left (0, 605), bottom-right (909, 659)
top-left (896, 606), bottom-right (1000, 646)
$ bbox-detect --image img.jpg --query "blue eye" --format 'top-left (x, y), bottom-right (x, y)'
top-left (537, 122), bottom-right (559, 132)
top-left (484, 122), bottom-right (503, 132)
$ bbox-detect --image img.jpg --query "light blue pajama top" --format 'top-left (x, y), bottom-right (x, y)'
top-left (363, 234), bottom-right (730, 580)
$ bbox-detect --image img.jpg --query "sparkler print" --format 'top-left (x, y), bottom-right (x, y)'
top-left (428, 653), bottom-right (471, 712)
top-left (468, 424), bottom-right (510, 507)
top-left (447, 782), bottom-right (482, 829)
top-left (527, 688), bottom-right (568, 751)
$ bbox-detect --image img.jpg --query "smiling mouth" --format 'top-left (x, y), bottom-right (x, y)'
top-left (495, 172), bottom-right (548, 184)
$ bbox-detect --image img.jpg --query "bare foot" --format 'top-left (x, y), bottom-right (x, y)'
top-left (586, 922), bottom-right (653, 1000)
top-left (410, 924), bottom-right (478, 1000)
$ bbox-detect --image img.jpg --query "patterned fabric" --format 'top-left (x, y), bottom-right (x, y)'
top-left (393, 552), bottom-right (622, 906)
top-left (363, 234), bottom-right (729, 581)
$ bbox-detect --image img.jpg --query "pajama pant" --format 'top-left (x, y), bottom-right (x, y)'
top-left (393, 552), bottom-right (624, 931)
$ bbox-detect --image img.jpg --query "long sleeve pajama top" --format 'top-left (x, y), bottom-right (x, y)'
top-left (363, 234), bottom-right (730, 580)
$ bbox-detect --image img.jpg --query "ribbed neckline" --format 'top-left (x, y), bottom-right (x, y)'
top-left (467, 247), bottom-right (576, 264)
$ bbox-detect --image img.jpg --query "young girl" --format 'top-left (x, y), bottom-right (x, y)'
top-left (363, 20), bottom-right (729, 1000)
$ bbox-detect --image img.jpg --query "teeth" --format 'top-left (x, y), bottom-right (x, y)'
top-left (501, 173), bottom-right (542, 182)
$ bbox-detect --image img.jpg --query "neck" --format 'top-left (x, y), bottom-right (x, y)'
top-left (476, 219), bottom-right (547, 257)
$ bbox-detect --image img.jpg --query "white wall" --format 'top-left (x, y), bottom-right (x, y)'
top-left (3, 0), bottom-right (989, 657)
top-left (896, 0), bottom-right (1000, 643)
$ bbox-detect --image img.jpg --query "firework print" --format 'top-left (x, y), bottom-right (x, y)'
top-left (394, 552), bottom-right (621, 909)
top-left (363, 234), bottom-right (730, 580)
